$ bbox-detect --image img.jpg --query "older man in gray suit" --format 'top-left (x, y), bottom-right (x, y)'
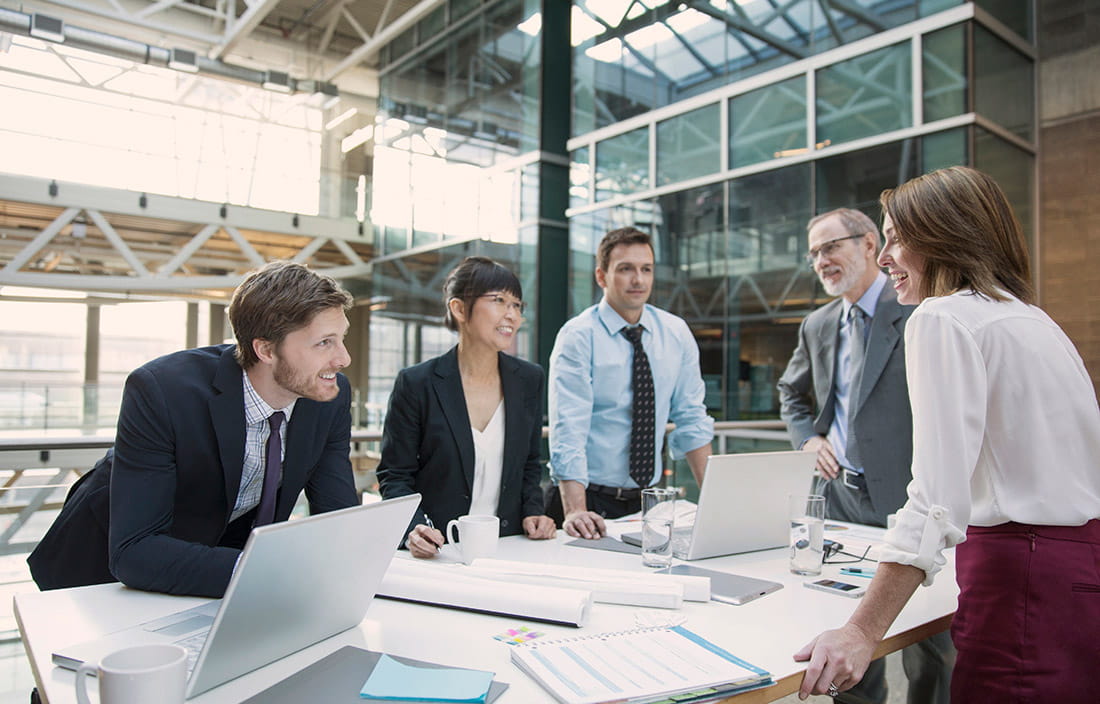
top-left (778, 208), bottom-right (953, 704)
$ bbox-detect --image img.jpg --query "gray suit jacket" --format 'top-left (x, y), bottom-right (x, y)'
top-left (777, 285), bottom-right (915, 526)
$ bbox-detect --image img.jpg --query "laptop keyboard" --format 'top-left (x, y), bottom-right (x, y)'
top-left (175, 630), bottom-right (210, 675)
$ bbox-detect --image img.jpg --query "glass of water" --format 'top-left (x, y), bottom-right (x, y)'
top-left (789, 494), bottom-right (826, 576)
top-left (641, 487), bottom-right (677, 569)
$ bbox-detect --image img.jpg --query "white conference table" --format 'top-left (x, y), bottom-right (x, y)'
top-left (15, 523), bottom-right (957, 704)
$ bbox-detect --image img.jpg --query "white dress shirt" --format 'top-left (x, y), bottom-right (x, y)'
top-left (469, 400), bottom-right (505, 517)
top-left (881, 290), bottom-right (1100, 584)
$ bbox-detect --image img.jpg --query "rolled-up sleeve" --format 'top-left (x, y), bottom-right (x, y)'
top-left (879, 308), bottom-right (981, 584)
top-left (666, 321), bottom-right (714, 459)
top-left (548, 324), bottom-right (594, 485)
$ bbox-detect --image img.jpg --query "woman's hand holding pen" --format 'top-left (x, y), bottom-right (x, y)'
top-left (407, 521), bottom-right (444, 559)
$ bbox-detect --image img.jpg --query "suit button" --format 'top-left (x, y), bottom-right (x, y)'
top-left (501, 519), bottom-right (509, 528)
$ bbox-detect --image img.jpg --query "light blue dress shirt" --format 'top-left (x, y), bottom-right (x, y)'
top-left (548, 298), bottom-right (715, 488)
top-left (826, 271), bottom-right (887, 474)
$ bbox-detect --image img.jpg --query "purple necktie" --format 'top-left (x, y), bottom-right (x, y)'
top-left (255, 411), bottom-right (284, 526)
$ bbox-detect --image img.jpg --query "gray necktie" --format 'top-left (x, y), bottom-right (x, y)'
top-left (845, 307), bottom-right (867, 467)
top-left (255, 411), bottom-right (284, 526)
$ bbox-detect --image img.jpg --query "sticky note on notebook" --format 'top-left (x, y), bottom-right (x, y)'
top-left (360, 654), bottom-right (493, 702)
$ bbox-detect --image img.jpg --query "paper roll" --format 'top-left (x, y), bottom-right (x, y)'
top-left (376, 559), bottom-right (593, 626)
top-left (470, 558), bottom-right (711, 602)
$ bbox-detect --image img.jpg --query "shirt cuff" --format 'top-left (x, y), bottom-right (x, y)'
top-left (878, 505), bottom-right (967, 586)
top-left (667, 417), bottom-right (715, 460)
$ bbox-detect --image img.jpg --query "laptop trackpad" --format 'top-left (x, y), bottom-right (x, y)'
top-left (147, 614), bottom-right (214, 637)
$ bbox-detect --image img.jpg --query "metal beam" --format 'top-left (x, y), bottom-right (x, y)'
top-left (325, 0), bottom-right (445, 80)
top-left (212, 0), bottom-right (282, 59)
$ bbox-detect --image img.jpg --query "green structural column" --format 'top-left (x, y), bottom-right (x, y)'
top-left (535, 0), bottom-right (571, 375)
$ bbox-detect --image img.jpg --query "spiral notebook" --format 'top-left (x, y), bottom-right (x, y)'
top-left (509, 625), bottom-right (772, 704)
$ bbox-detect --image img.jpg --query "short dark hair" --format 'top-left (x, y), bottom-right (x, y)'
top-left (597, 227), bottom-right (653, 271)
top-left (880, 166), bottom-right (1034, 304)
top-left (442, 256), bottom-right (523, 332)
top-left (228, 261), bottom-right (353, 368)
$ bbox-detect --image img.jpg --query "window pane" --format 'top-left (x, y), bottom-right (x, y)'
top-left (974, 0), bottom-right (1033, 42)
top-left (974, 128), bottom-right (1033, 248)
top-left (729, 164), bottom-right (812, 275)
top-left (595, 126), bottom-right (650, 200)
top-left (571, 146), bottom-right (590, 209)
top-left (921, 128), bottom-right (968, 172)
top-left (418, 6), bottom-right (447, 45)
top-left (923, 24), bottom-right (967, 123)
top-left (816, 42), bottom-right (912, 146)
top-left (656, 103), bottom-right (720, 186)
top-left (730, 75), bottom-right (807, 169)
top-left (815, 140), bottom-right (920, 218)
top-left (974, 25), bottom-right (1034, 142)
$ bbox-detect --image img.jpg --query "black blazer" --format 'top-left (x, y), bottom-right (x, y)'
top-left (27, 345), bottom-right (359, 597)
top-left (377, 347), bottom-right (545, 539)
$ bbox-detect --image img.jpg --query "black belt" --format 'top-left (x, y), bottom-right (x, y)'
top-left (840, 468), bottom-right (868, 491)
top-left (586, 483), bottom-right (650, 501)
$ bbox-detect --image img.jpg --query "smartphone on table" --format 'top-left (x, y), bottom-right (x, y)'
top-left (803, 578), bottom-right (867, 598)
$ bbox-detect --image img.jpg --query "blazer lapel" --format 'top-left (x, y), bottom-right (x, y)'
top-left (814, 301), bottom-right (842, 420)
top-left (498, 353), bottom-right (524, 485)
top-left (281, 398), bottom-right (319, 518)
top-left (211, 348), bottom-right (247, 517)
top-left (854, 287), bottom-right (903, 412)
top-left (433, 348), bottom-right (476, 492)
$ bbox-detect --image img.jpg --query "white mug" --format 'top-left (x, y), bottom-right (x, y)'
top-left (75, 643), bottom-right (187, 704)
top-left (446, 514), bottom-right (500, 564)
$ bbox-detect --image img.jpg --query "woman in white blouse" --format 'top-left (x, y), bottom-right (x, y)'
top-left (795, 166), bottom-right (1100, 702)
top-left (377, 257), bottom-right (556, 558)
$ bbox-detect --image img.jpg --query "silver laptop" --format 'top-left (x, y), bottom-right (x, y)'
top-left (53, 494), bottom-right (419, 699)
top-left (623, 451), bottom-right (815, 560)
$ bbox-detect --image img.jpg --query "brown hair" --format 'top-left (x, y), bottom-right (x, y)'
top-left (807, 208), bottom-right (880, 249)
top-left (880, 166), bottom-right (1034, 304)
top-left (442, 256), bottom-right (523, 332)
top-left (228, 261), bottom-right (353, 368)
top-left (597, 227), bottom-right (653, 271)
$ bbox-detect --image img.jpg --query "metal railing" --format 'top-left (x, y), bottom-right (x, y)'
top-left (0, 420), bottom-right (789, 560)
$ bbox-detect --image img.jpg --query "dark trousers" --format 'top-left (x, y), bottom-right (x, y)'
top-left (952, 520), bottom-right (1100, 703)
top-left (543, 484), bottom-right (641, 527)
top-left (816, 474), bottom-right (955, 704)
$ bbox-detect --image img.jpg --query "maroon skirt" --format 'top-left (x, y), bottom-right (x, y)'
top-left (951, 519), bottom-right (1100, 703)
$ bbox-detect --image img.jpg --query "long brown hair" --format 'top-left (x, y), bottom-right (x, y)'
top-left (880, 166), bottom-right (1034, 304)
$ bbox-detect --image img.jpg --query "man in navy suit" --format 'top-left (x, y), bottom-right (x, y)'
top-left (28, 261), bottom-right (359, 597)
top-left (778, 209), bottom-right (953, 704)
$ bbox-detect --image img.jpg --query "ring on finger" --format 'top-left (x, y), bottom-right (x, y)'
top-left (827, 682), bottom-right (840, 697)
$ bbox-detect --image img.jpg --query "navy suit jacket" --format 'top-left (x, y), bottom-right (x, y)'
top-left (777, 285), bottom-right (915, 526)
top-left (376, 347), bottom-right (545, 539)
top-left (28, 345), bottom-right (358, 597)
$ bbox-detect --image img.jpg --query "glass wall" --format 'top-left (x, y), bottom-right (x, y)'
top-left (372, 1), bottom-right (1036, 430)
top-left (572, 0), bottom-right (961, 135)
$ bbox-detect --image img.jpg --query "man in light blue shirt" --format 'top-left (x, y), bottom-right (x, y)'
top-left (546, 227), bottom-right (714, 539)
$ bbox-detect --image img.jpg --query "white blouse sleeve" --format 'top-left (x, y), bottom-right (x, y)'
top-left (879, 306), bottom-right (977, 585)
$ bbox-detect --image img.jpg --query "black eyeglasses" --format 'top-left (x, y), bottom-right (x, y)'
top-left (805, 234), bottom-right (867, 266)
top-left (478, 293), bottom-right (527, 316)
top-left (822, 541), bottom-right (875, 565)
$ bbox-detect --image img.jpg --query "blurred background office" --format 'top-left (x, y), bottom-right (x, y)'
top-left (0, 1), bottom-right (1097, 700)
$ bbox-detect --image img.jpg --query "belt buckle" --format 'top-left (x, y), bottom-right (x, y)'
top-left (615, 487), bottom-right (626, 500)
top-left (842, 469), bottom-right (860, 490)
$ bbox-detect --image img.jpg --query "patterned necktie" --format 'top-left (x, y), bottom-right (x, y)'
top-left (845, 307), bottom-right (867, 467)
top-left (623, 326), bottom-right (655, 488)
top-left (255, 411), bottom-right (285, 526)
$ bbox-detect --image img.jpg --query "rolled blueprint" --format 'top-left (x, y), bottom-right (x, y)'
top-left (376, 558), bottom-right (593, 626)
